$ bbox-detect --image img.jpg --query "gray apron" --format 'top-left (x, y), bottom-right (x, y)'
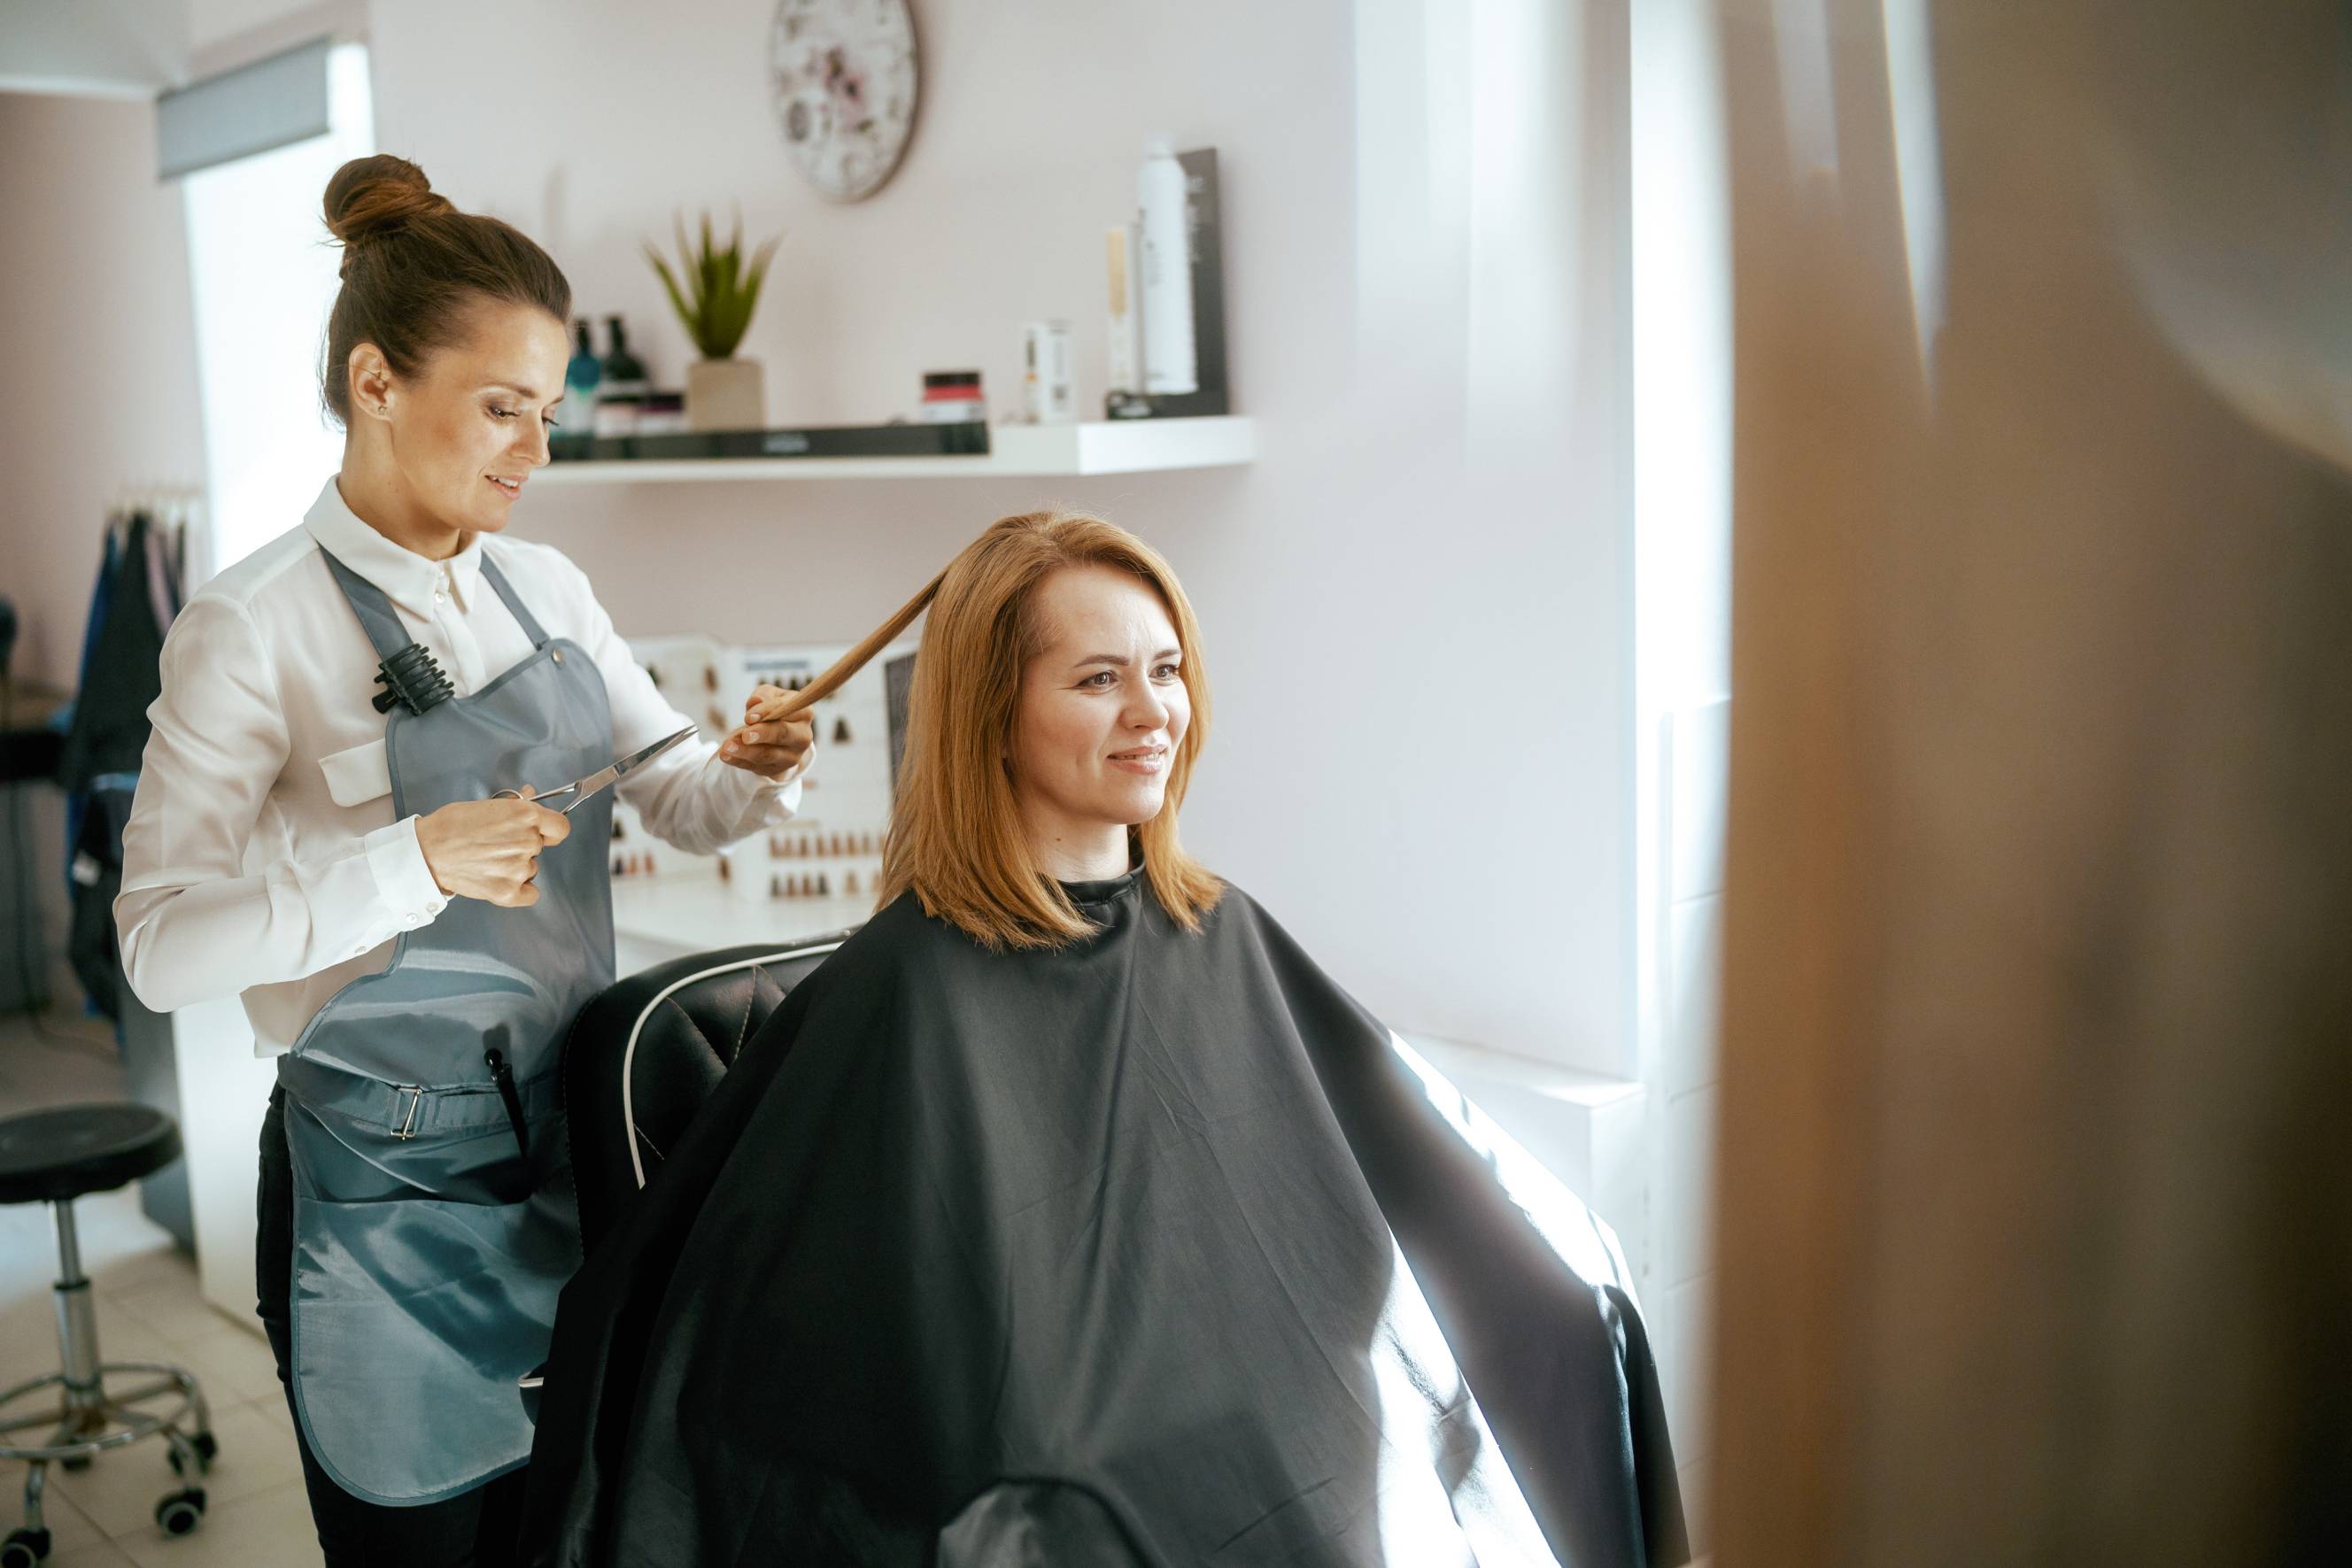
top-left (276, 549), bottom-right (613, 1506)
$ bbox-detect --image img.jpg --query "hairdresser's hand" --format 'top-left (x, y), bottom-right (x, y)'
top-left (720, 684), bottom-right (816, 781)
top-left (416, 792), bottom-right (569, 908)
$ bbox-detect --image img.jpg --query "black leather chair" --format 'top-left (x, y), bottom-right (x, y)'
top-left (561, 933), bottom-right (855, 1257)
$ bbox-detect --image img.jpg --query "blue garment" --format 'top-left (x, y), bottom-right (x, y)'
top-left (60, 527), bottom-right (118, 901)
top-left (62, 514), bottom-right (182, 1019)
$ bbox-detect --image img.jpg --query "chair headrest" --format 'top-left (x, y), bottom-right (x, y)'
top-left (561, 936), bottom-right (853, 1257)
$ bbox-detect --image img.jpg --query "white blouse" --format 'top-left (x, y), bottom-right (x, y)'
top-left (117, 478), bottom-right (802, 1055)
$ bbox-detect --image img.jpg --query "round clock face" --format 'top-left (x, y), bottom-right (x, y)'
top-left (770, 0), bottom-right (920, 203)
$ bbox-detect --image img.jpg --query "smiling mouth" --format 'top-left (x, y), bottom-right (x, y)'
top-left (1109, 745), bottom-right (1169, 770)
top-left (487, 475), bottom-right (523, 498)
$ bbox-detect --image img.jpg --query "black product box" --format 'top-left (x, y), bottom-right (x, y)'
top-left (549, 421), bottom-right (991, 463)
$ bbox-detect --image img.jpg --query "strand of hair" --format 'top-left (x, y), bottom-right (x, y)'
top-left (747, 570), bottom-right (943, 725)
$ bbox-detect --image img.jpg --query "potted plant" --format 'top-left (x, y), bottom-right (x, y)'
top-left (647, 211), bottom-right (781, 432)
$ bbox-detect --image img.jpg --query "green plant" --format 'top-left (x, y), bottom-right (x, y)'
top-left (646, 211), bottom-right (780, 360)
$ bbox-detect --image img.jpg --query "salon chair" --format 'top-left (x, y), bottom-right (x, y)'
top-left (561, 933), bottom-right (856, 1257)
top-left (522, 933), bottom-right (854, 1419)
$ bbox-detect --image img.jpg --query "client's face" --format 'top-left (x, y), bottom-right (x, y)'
top-left (1011, 565), bottom-right (1191, 876)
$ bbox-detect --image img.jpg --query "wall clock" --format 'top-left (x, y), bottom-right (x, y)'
top-left (770, 0), bottom-right (921, 203)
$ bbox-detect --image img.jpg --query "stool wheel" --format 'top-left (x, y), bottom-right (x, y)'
top-left (154, 1487), bottom-right (205, 1536)
top-left (169, 1431), bottom-right (219, 1477)
top-left (0, 1526), bottom-right (49, 1568)
top-left (57, 1458), bottom-right (88, 1473)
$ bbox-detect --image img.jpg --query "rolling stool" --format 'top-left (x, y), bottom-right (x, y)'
top-left (0, 1105), bottom-right (214, 1566)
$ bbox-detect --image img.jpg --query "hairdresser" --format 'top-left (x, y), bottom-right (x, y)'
top-left (113, 153), bottom-right (812, 1565)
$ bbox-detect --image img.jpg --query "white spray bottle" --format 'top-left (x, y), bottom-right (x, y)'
top-left (1137, 136), bottom-right (1198, 397)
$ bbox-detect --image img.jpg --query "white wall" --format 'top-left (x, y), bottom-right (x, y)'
top-left (365, 0), bottom-right (1639, 1074)
top-left (0, 92), bottom-right (207, 693)
top-left (1633, 0), bottom-right (1733, 1550)
top-left (0, 90), bottom-right (207, 1009)
top-left (0, 0), bottom-right (1644, 1073)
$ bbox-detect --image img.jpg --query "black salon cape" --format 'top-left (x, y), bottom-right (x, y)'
top-left (520, 873), bottom-right (1686, 1567)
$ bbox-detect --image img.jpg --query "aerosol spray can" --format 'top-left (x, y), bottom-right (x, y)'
top-left (1022, 320), bottom-right (1077, 424)
top-left (1138, 136), bottom-right (1198, 396)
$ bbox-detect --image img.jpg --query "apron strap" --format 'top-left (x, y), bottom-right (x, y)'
top-left (316, 548), bottom-right (412, 665)
top-left (478, 555), bottom-right (553, 648)
top-left (320, 545), bottom-right (558, 659)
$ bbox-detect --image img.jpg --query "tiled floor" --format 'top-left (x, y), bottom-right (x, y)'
top-left (2, 1011), bottom-right (321, 1567)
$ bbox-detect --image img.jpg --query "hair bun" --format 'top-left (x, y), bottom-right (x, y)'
top-left (323, 155), bottom-right (456, 257)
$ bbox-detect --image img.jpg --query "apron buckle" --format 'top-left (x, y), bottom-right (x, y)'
top-left (392, 1085), bottom-right (423, 1140)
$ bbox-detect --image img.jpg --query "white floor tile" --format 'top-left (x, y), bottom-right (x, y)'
top-left (0, 1300), bottom-right (177, 1393)
top-left (48, 1541), bottom-right (141, 1568)
top-left (102, 1274), bottom-right (211, 1345)
top-left (114, 1479), bottom-right (321, 1568)
top-left (0, 1471), bottom-right (109, 1557)
top-left (2, 1188), bottom-right (182, 1329)
top-left (43, 1401), bottom-right (301, 1541)
top-left (153, 1325), bottom-right (279, 1411)
top-left (84, 1245), bottom-right (191, 1301)
top-left (0, 1457), bottom-right (110, 1551)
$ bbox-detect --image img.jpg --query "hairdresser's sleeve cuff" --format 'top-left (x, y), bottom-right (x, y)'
top-left (718, 752), bottom-right (802, 830)
top-left (365, 817), bottom-right (451, 928)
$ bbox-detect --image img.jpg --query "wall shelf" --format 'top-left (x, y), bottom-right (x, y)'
top-left (535, 416), bottom-right (1256, 485)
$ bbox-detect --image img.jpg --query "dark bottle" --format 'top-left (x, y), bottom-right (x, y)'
top-left (601, 315), bottom-right (649, 392)
top-left (566, 320), bottom-right (601, 397)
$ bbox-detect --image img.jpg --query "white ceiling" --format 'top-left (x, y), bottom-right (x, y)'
top-left (0, 0), bottom-right (189, 97)
top-left (1, 0), bottom-right (357, 99)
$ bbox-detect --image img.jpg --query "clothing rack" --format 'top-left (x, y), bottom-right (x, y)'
top-left (105, 485), bottom-right (205, 589)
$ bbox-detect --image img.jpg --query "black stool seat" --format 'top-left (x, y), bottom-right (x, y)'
top-left (0, 1104), bottom-right (182, 1206)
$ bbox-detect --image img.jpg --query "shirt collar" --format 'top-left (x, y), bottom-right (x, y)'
top-left (302, 478), bottom-right (485, 622)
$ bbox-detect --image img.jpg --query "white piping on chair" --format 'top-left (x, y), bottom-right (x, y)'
top-left (618, 941), bottom-right (847, 1190)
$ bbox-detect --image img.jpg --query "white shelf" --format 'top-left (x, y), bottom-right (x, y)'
top-left (611, 871), bottom-right (870, 967)
top-left (534, 416), bottom-right (1256, 485)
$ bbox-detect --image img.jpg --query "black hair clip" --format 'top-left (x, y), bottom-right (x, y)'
top-left (373, 642), bottom-right (455, 714)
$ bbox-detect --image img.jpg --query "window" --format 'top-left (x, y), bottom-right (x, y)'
top-left (178, 42), bottom-right (373, 578)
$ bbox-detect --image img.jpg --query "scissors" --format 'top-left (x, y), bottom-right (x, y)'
top-left (493, 726), bottom-right (696, 815)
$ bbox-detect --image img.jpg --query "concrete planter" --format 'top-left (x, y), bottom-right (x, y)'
top-left (687, 358), bottom-right (767, 432)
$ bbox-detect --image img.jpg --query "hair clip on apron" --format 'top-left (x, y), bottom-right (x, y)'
top-left (374, 642), bottom-right (455, 714)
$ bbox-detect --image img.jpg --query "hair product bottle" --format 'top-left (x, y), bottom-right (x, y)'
top-left (564, 320), bottom-right (601, 429)
top-left (1106, 224), bottom-right (1142, 397)
top-left (1138, 138), bottom-right (1198, 396)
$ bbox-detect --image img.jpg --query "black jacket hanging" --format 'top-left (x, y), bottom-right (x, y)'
top-left (66, 786), bottom-right (135, 1019)
top-left (58, 513), bottom-right (169, 792)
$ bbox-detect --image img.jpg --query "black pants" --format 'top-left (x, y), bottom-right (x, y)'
top-left (257, 1086), bottom-right (529, 1566)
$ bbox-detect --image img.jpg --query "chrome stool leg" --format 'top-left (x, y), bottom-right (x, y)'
top-left (0, 1198), bottom-right (216, 1564)
top-left (50, 1201), bottom-right (104, 1468)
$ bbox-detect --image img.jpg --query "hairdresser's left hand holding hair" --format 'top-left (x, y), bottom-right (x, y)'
top-left (720, 684), bottom-right (816, 780)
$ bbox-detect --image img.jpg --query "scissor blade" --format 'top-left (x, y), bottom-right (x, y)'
top-left (560, 727), bottom-right (696, 815)
top-left (614, 726), bottom-right (697, 778)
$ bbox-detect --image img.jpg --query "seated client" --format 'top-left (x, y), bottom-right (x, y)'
top-left (519, 512), bottom-right (1687, 1567)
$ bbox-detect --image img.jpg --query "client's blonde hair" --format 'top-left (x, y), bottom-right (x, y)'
top-left (763, 510), bottom-right (1221, 950)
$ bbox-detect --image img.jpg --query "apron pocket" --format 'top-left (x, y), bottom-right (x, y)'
top-left (288, 1187), bottom-right (576, 1504)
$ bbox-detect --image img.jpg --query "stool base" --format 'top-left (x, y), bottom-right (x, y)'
top-left (0, 1362), bottom-right (214, 1558)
